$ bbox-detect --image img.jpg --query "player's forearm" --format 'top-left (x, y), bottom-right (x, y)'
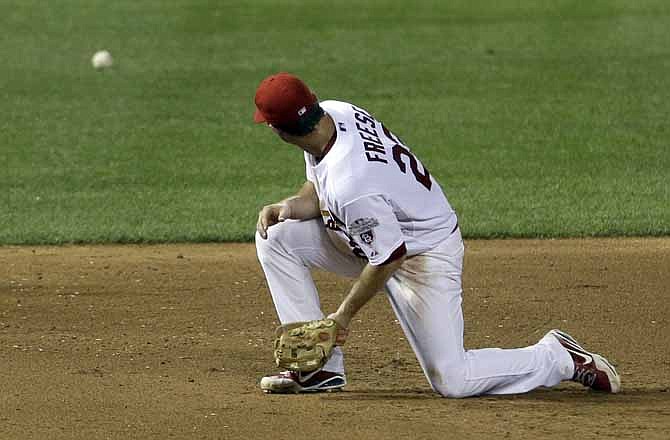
top-left (280, 181), bottom-right (320, 220)
top-left (333, 257), bottom-right (405, 328)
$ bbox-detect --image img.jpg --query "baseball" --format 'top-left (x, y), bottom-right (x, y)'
top-left (91, 50), bottom-right (114, 70)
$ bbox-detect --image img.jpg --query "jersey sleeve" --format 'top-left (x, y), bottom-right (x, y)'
top-left (340, 195), bottom-right (404, 266)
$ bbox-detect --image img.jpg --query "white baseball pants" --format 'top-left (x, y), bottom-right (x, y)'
top-left (255, 219), bottom-right (574, 397)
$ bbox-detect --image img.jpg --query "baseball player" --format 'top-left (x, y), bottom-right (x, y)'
top-left (253, 72), bottom-right (621, 396)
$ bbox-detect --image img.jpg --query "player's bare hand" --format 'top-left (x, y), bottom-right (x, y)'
top-left (256, 203), bottom-right (292, 239)
top-left (327, 312), bottom-right (350, 345)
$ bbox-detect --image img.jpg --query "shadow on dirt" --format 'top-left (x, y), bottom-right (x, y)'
top-left (325, 387), bottom-right (670, 403)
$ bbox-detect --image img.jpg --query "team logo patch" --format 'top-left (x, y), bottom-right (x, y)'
top-left (348, 217), bottom-right (379, 245)
top-left (360, 230), bottom-right (374, 244)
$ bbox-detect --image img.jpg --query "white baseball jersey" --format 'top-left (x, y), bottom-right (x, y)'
top-left (305, 100), bottom-right (458, 265)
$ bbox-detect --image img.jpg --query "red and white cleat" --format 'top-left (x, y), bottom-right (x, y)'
top-left (549, 329), bottom-right (621, 393)
top-left (260, 370), bottom-right (346, 394)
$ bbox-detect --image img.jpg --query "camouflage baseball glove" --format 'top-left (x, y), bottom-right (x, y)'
top-left (273, 319), bottom-right (340, 372)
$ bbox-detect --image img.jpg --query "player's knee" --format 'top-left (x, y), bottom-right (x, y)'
top-left (255, 230), bottom-right (277, 263)
top-left (432, 380), bottom-right (470, 399)
top-left (435, 384), bottom-right (470, 399)
top-left (255, 222), bottom-right (294, 262)
top-left (427, 365), bottom-right (470, 399)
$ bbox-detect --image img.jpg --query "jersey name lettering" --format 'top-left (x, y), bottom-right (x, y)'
top-left (352, 105), bottom-right (388, 164)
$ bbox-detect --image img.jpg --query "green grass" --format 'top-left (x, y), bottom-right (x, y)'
top-left (2, 0), bottom-right (669, 244)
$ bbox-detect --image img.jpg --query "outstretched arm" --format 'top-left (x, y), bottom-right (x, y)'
top-left (256, 181), bottom-right (320, 239)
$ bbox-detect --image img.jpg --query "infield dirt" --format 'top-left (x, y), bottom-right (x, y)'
top-left (1, 239), bottom-right (669, 439)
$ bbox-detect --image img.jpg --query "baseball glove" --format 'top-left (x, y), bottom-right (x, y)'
top-left (273, 318), bottom-right (340, 372)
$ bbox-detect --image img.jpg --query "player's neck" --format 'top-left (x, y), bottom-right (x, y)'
top-left (297, 114), bottom-right (336, 158)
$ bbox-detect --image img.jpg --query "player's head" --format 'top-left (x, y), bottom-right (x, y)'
top-left (253, 72), bottom-right (325, 137)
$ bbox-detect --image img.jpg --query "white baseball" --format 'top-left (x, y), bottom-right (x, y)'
top-left (91, 50), bottom-right (114, 69)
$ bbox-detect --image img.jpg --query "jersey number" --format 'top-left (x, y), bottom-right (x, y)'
top-left (382, 125), bottom-right (432, 191)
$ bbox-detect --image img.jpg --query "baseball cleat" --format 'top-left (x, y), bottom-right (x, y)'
top-left (260, 370), bottom-right (346, 394)
top-left (548, 329), bottom-right (621, 393)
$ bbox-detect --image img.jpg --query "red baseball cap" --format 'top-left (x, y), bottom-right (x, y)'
top-left (253, 72), bottom-right (318, 126)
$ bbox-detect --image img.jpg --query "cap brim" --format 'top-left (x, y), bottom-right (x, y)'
top-left (253, 109), bottom-right (267, 123)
